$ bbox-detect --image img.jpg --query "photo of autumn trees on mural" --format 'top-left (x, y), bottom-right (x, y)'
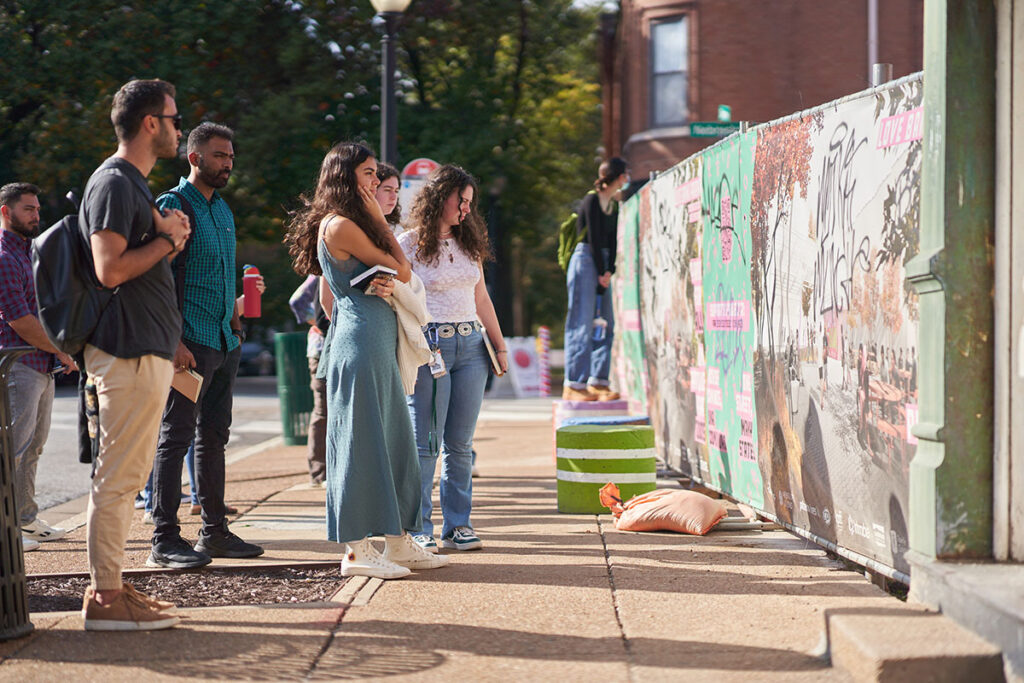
top-left (750, 78), bottom-right (922, 576)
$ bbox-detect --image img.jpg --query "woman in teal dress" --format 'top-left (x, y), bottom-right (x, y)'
top-left (285, 142), bottom-right (448, 579)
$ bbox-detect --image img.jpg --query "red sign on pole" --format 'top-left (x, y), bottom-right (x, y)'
top-left (401, 158), bottom-right (440, 179)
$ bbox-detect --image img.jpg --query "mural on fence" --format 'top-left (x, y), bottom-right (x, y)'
top-left (611, 190), bottom-right (648, 412)
top-left (617, 75), bottom-right (922, 575)
top-left (637, 158), bottom-right (704, 475)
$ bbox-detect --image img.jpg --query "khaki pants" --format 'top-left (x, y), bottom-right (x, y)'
top-left (84, 345), bottom-right (173, 590)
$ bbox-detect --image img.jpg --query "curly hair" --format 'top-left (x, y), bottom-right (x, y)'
top-left (376, 162), bottom-right (402, 226)
top-left (284, 142), bottom-right (391, 277)
top-left (407, 165), bottom-right (491, 266)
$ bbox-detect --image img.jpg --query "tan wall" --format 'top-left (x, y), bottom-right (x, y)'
top-left (609, 0), bottom-right (924, 178)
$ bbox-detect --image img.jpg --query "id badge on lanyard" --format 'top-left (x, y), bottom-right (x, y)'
top-left (427, 326), bottom-right (447, 378)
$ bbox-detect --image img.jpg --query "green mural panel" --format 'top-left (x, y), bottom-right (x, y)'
top-left (699, 133), bottom-right (763, 508)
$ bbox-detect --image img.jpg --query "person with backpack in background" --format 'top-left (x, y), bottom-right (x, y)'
top-left (78, 78), bottom-right (191, 630)
top-left (147, 122), bottom-right (265, 569)
top-left (0, 182), bottom-right (78, 553)
top-left (562, 157), bottom-right (629, 402)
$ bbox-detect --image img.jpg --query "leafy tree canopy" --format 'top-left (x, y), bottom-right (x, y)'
top-left (0, 0), bottom-right (601, 336)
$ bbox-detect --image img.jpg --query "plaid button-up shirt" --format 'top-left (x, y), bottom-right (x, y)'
top-left (157, 179), bottom-right (238, 352)
top-left (0, 229), bottom-right (54, 373)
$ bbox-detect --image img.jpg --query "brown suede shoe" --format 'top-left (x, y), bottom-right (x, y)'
top-left (562, 386), bottom-right (597, 401)
top-left (121, 582), bottom-right (178, 615)
top-left (589, 386), bottom-right (621, 401)
top-left (82, 586), bottom-right (180, 631)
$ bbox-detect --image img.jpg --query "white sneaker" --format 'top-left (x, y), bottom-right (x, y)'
top-left (383, 534), bottom-right (450, 570)
top-left (22, 536), bottom-right (39, 552)
top-left (341, 539), bottom-right (411, 580)
top-left (22, 518), bottom-right (66, 542)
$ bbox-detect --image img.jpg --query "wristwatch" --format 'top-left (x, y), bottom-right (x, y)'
top-left (231, 328), bottom-right (246, 343)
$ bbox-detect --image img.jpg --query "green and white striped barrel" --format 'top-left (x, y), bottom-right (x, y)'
top-left (555, 424), bottom-right (657, 514)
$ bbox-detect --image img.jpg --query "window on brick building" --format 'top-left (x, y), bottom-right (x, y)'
top-left (650, 16), bottom-right (688, 127)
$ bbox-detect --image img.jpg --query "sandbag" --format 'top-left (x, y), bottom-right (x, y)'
top-left (599, 483), bottom-right (727, 535)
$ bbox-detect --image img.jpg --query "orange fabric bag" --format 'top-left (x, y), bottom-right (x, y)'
top-left (599, 483), bottom-right (727, 535)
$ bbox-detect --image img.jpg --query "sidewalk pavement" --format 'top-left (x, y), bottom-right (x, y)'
top-left (1, 398), bottom-right (939, 681)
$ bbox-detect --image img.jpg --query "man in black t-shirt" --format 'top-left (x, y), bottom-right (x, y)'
top-left (77, 79), bottom-right (191, 631)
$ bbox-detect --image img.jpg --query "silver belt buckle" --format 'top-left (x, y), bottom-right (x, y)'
top-left (437, 324), bottom-right (456, 339)
top-left (457, 322), bottom-right (474, 336)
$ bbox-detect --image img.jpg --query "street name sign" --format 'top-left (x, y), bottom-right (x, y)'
top-left (690, 122), bottom-right (742, 138)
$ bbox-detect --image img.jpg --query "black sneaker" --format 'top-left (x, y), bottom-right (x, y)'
top-left (194, 525), bottom-right (264, 559)
top-left (147, 537), bottom-right (212, 569)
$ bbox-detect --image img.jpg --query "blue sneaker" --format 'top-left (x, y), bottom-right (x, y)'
top-left (442, 526), bottom-right (482, 551)
top-left (412, 534), bottom-right (438, 554)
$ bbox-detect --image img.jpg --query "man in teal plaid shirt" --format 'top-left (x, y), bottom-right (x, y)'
top-left (148, 122), bottom-right (264, 569)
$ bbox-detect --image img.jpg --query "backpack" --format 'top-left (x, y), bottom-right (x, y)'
top-left (31, 161), bottom-right (160, 355)
top-left (557, 190), bottom-right (597, 272)
top-left (557, 211), bottom-right (582, 272)
top-left (31, 211), bottom-right (116, 356)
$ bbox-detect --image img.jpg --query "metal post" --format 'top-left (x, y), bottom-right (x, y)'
top-left (871, 63), bottom-right (893, 87)
top-left (380, 12), bottom-right (401, 166)
top-left (0, 347), bottom-right (33, 641)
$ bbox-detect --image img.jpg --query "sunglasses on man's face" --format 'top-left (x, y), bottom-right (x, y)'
top-left (151, 113), bottom-right (182, 130)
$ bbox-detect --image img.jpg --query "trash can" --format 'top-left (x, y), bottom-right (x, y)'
top-left (555, 424), bottom-right (657, 514)
top-left (274, 332), bottom-right (313, 446)
top-left (0, 347), bottom-right (34, 641)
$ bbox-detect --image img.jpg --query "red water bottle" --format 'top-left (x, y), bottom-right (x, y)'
top-left (243, 265), bottom-right (261, 318)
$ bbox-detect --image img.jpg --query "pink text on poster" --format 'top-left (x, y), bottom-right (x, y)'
top-left (706, 300), bottom-right (750, 331)
top-left (620, 310), bottom-right (642, 332)
top-left (720, 194), bottom-right (732, 229)
top-left (738, 436), bottom-right (755, 462)
top-left (877, 107), bottom-right (924, 148)
top-left (706, 384), bottom-right (723, 411)
top-left (736, 392), bottom-right (753, 420)
top-left (675, 177), bottom-right (701, 209)
top-left (690, 366), bottom-right (705, 393)
top-left (689, 258), bottom-right (702, 286)
top-left (709, 428), bottom-right (728, 453)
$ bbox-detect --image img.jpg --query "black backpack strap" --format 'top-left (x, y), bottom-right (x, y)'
top-left (157, 189), bottom-right (196, 314)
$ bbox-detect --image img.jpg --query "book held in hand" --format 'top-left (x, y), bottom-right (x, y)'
top-left (481, 326), bottom-right (505, 376)
top-left (350, 264), bottom-right (398, 292)
top-left (171, 368), bottom-right (204, 403)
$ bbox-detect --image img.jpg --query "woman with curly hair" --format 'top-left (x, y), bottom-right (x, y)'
top-left (375, 162), bottom-right (403, 234)
top-left (284, 142), bottom-right (448, 579)
top-left (399, 164), bottom-right (508, 552)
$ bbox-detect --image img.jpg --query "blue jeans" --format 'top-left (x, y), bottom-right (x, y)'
top-left (564, 243), bottom-right (615, 389)
top-left (142, 441), bottom-right (197, 512)
top-left (407, 327), bottom-right (489, 539)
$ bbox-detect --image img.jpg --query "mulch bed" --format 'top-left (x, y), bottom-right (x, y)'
top-left (28, 566), bottom-right (346, 613)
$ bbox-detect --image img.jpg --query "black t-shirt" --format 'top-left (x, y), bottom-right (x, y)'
top-left (577, 192), bottom-right (618, 275)
top-left (79, 156), bottom-right (181, 360)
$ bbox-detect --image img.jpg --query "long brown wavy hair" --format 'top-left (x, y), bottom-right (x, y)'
top-left (407, 165), bottom-right (492, 266)
top-left (285, 142), bottom-right (391, 276)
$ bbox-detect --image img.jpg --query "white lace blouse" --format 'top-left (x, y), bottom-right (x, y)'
top-left (398, 229), bottom-right (480, 322)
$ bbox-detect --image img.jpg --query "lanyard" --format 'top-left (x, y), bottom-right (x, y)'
top-left (427, 325), bottom-right (440, 350)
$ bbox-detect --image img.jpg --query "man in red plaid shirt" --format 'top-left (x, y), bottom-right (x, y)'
top-left (0, 182), bottom-right (78, 551)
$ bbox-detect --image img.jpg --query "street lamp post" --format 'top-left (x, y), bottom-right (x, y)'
top-left (371, 0), bottom-right (411, 166)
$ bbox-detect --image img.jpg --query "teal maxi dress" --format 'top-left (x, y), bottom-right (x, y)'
top-left (316, 239), bottom-right (422, 543)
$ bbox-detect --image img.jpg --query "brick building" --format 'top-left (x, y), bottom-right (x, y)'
top-left (600, 0), bottom-right (924, 178)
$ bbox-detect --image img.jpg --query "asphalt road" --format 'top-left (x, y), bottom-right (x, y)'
top-left (33, 375), bottom-right (283, 513)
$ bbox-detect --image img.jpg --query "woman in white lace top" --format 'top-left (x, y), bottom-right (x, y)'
top-left (398, 165), bottom-right (508, 553)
